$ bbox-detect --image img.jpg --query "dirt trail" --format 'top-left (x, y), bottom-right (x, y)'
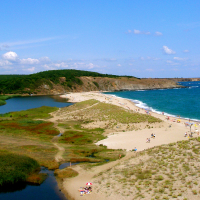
top-left (48, 103), bottom-right (99, 162)
top-left (63, 151), bottom-right (136, 200)
top-left (53, 143), bottom-right (65, 162)
top-left (49, 116), bottom-right (67, 162)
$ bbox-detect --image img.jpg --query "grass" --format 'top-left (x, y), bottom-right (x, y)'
top-left (92, 137), bottom-right (200, 199)
top-left (0, 98), bottom-right (164, 194)
top-left (59, 128), bottom-right (105, 145)
top-left (0, 150), bottom-right (40, 186)
top-left (0, 95), bottom-right (20, 106)
top-left (0, 106), bottom-right (61, 169)
top-left (54, 168), bottom-right (78, 179)
top-left (0, 106), bottom-right (59, 141)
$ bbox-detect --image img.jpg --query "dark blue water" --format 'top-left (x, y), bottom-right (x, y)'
top-left (105, 81), bottom-right (200, 121)
top-left (0, 167), bottom-right (66, 200)
top-left (0, 95), bottom-right (72, 114)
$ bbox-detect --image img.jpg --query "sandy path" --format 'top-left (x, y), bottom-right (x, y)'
top-left (53, 143), bottom-right (65, 162)
top-left (50, 116), bottom-right (66, 162)
top-left (63, 151), bottom-right (136, 200)
top-left (58, 92), bottom-right (200, 200)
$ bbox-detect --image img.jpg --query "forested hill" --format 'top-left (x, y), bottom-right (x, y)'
top-left (0, 69), bottom-right (181, 95)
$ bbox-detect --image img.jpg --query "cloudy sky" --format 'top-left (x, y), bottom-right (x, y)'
top-left (0, 0), bottom-right (199, 78)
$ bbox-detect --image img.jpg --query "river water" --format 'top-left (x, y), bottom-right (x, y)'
top-left (0, 167), bottom-right (66, 200)
top-left (0, 95), bottom-right (73, 200)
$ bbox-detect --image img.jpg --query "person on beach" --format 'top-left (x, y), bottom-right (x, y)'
top-left (134, 147), bottom-right (137, 151)
top-left (151, 133), bottom-right (154, 138)
top-left (148, 138), bottom-right (150, 143)
top-left (146, 138), bottom-right (149, 143)
top-left (154, 134), bottom-right (156, 138)
top-left (185, 132), bottom-right (187, 137)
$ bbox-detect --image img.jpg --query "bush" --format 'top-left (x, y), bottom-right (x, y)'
top-left (0, 151), bottom-right (40, 186)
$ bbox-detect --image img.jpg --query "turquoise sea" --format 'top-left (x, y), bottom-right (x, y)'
top-left (105, 81), bottom-right (200, 121)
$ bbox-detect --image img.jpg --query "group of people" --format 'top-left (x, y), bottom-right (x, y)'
top-left (151, 133), bottom-right (156, 138)
top-left (146, 138), bottom-right (150, 143)
top-left (185, 131), bottom-right (193, 138)
top-left (79, 186), bottom-right (92, 196)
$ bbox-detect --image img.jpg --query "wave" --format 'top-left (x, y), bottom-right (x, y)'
top-left (189, 86), bottom-right (199, 88)
top-left (129, 99), bottom-right (177, 117)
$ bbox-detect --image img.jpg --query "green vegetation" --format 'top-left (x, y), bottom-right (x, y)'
top-left (0, 107), bottom-right (59, 141)
top-left (54, 168), bottom-right (78, 179)
top-left (0, 69), bottom-right (137, 94)
top-left (0, 97), bottom-right (162, 189)
top-left (0, 106), bottom-right (60, 169)
top-left (60, 128), bottom-right (105, 144)
top-left (94, 137), bottom-right (200, 199)
top-left (0, 150), bottom-right (40, 186)
top-left (1, 106), bottom-right (58, 119)
top-left (0, 95), bottom-right (20, 106)
top-left (93, 81), bottom-right (99, 88)
top-left (53, 99), bottom-right (160, 164)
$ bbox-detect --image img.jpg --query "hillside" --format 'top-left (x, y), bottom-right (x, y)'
top-left (0, 69), bottom-right (182, 95)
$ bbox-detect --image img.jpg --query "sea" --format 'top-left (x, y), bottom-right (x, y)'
top-left (104, 81), bottom-right (200, 122)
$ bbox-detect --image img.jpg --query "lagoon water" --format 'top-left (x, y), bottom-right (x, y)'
top-left (0, 95), bottom-right (73, 114)
top-left (0, 96), bottom-right (72, 200)
top-left (105, 81), bottom-right (200, 121)
top-left (0, 167), bottom-right (66, 200)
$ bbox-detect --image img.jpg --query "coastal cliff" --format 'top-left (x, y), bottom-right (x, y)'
top-left (0, 69), bottom-right (184, 95)
top-left (36, 77), bottom-right (182, 95)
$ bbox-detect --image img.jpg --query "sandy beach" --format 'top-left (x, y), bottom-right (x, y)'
top-left (59, 91), bottom-right (199, 200)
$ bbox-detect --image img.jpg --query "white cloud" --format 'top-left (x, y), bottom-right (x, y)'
top-left (0, 36), bottom-right (62, 48)
top-left (2, 51), bottom-right (18, 61)
top-left (39, 57), bottom-right (51, 63)
top-left (59, 62), bottom-right (69, 68)
top-left (0, 60), bottom-right (12, 66)
top-left (134, 29), bottom-right (142, 34)
top-left (88, 63), bottom-right (94, 69)
top-left (20, 58), bottom-right (40, 65)
top-left (23, 67), bottom-right (35, 72)
top-left (133, 29), bottom-right (150, 35)
top-left (117, 64), bottom-right (121, 67)
top-left (162, 46), bottom-right (176, 54)
top-left (155, 31), bottom-right (163, 36)
top-left (139, 56), bottom-right (161, 61)
top-left (166, 60), bottom-right (179, 65)
top-left (173, 57), bottom-right (188, 61)
top-left (183, 50), bottom-right (189, 53)
top-left (43, 64), bottom-right (56, 70)
top-left (140, 57), bottom-right (145, 60)
top-left (104, 58), bottom-right (117, 62)
top-left (128, 29), bottom-right (162, 36)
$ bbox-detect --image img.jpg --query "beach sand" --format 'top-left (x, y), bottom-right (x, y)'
top-left (59, 92), bottom-right (199, 200)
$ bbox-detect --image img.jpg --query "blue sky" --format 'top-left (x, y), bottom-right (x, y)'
top-left (0, 0), bottom-right (199, 78)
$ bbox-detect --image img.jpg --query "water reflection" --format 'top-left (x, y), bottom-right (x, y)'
top-left (0, 167), bottom-right (67, 200)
